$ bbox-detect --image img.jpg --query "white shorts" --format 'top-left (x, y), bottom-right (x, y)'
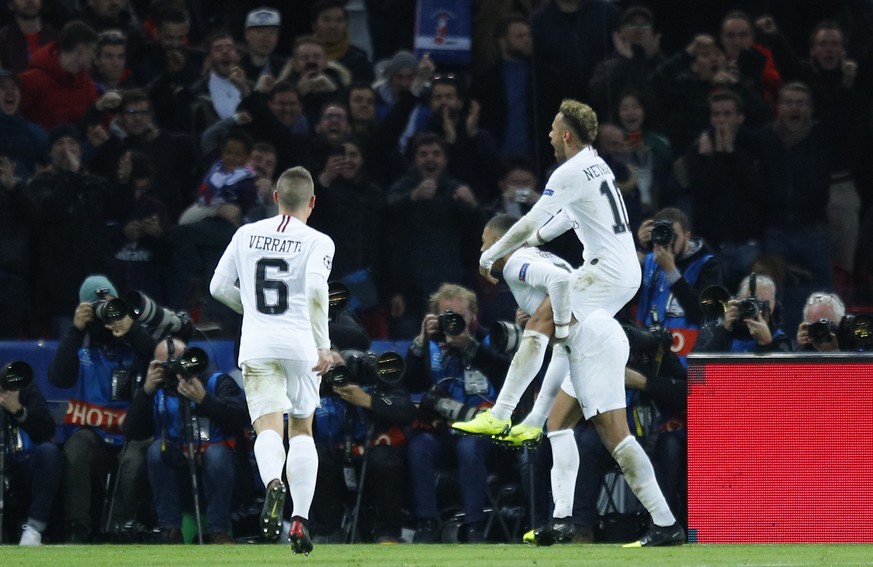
top-left (241, 358), bottom-right (321, 422)
top-left (569, 263), bottom-right (638, 321)
top-left (561, 309), bottom-right (629, 421)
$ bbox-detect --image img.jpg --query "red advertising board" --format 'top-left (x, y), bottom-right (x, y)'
top-left (687, 354), bottom-right (873, 543)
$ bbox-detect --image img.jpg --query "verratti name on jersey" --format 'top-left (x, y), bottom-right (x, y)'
top-left (248, 235), bottom-right (303, 253)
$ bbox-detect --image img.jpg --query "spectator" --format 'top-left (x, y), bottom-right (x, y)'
top-left (188, 29), bottom-right (243, 137)
top-left (234, 76), bottom-right (315, 173)
top-left (530, 0), bottom-right (618, 170)
top-left (403, 283), bottom-right (511, 543)
top-left (0, 0), bottom-right (58, 74)
top-left (28, 123), bottom-right (115, 336)
top-left (0, 152), bottom-right (37, 338)
top-left (0, 361), bottom-right (64, 545)
top-left (87, 88), bottom-right (200, 223)
top-left (588, 5), bottom-right (665, 127)
top-left (764, 19), bottom-right (869, 299)
top-left (468, 13), bottom-right (535, 159)
top-left (178, 128), bottom-right (257, 226)
top-left (345, 82), bottom-right (410, 187)
top-left (615, 90), bottom-right (673, 220)
top-left (310, 0), bottom-right (374, 84)
top-left (310, 348), bottom-right (416, 543)
top-left (693, 273), bottom-right (791, 353)
top-left (0, 68), bottom-right (48, 180)
top-left (309, 136), bottom-right (387, 317)
top-left (123, 336), bottom-right (248, 544)
top-left (239, 7), bottom-right (286, 83)
top-left (48, 274), bottom-right (156, 542)
top-left (91, 29), bottom-right (137, 94)
top-left (108, 150), bottom-right (171, 302)
top-left (718, 10), bottom-right (783, 108)
top-left (417, 75), bottom-right (502, 203)
top-left (636, 207), bottom-right (723, 361)
top-left (686, 90), bottom-right (763, 290)
top-left (384, 133), bottom-right (484, 335)
top-left (650, 34), bottom-right (770, 162)
top-left (76, 0), bottom-right (146, 68)
top-left (277, 35), bottom-right (349, 127)
top-left (131, 5), bottom-right (203, 89)
top-left (752, 81), bottom-right (835, 335)
top-left (244, 141), bottom-right (280, 222)
top-left (18, 20), bottom-right (99, 131)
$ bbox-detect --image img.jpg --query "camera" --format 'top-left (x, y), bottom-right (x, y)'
top-left (490, 321), bottom-right (523, 353)
top-left (622, 323), bottom-right (673, 356)
top-left (420, 385), bottom-right (481, 423)
top-left (808, 314), bottom-right (873, 351)
top-left (0, 361), bottom-right (33, 391)
top-left (125, 291), bottom-right (194, 341)
top-left (161, 347), bottom-right (209, 392)
top-left (91, 287), bottom-right (128, 323)
top-left (735, 273), bottom-right (769, 323)
top-left (437, 310), bottom-right (466, 337)
top-left (650, 219), bottom-right (675, 247)
top-left (807, 318), bottom-right (838, 345)
top-left (324, 350), bottom-right (405, 388)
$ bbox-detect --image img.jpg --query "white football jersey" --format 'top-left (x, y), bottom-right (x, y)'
top-left (503, 247), bottom-right (573, 321)
top-left (213, 215), bottom-right (335, 365)
top-left (533, 147), bottom-right (639, 285)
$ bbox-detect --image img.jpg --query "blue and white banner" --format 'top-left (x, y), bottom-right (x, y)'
top-left (414, 0), bottom-right (472, 65)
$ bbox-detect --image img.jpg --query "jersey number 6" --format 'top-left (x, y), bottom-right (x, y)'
top-left (255, 257), bottom-right (289, 314)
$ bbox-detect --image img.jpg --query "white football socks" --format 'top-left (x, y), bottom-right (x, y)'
top-left (491, 330), bottom-right (550, 421)
top-left (253, 428), bottom-right (285, 488)
top-left (522, 344), bottom-right (570, 428)
top-left (612, 435), bottom-right (676, 527)
top-left (287, 435), bottom-right (318, 520)
top-left (547, 428), bottom-right (579, 519)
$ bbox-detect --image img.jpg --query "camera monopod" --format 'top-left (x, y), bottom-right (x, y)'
top-left (0, 409), bottom-right (8, 544)
top-left (346, 422), bottom-right (375, 544)
top-left (180, 399), bottom-right (204, 544)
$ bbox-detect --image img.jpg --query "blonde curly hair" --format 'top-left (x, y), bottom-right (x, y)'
top-left (558, 99), bottom-right (598, 145)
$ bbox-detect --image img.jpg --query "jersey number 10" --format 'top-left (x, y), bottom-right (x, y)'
top-left (600, 179), bottom-right (630, 234)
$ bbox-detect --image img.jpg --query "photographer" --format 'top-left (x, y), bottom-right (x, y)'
top-left (693, 274), bottom-right (791, 353)
top-left (1, 362), bottom-right (63, 546)
top-left (310, 349), bottom-right (416, 543)
top-left (123, 337), bottom-right (247, 544)
top-left (636, 207), bottom-right (723, 360)
top-left (48, 274), bottom-right (156, 543)
top-left (795, 291), bottom-right (857, 353)
top-left (404, 283), bottom-right (511, 544)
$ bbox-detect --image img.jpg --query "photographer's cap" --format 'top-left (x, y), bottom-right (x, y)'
top-left (246, 7), bottom-right (281, 29)
top-left (79, 274), bottom-right (118, 302)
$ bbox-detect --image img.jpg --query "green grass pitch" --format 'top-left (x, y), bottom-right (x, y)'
top-left (5, 543), bottom-right (873, 567)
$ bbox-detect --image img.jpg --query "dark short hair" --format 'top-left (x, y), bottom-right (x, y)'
top-left (152, 5), bottom-right (189, 27)
top-left (409, 132), bottom-right (447, 156)
top-left (653, 207), bottom-right (691, 233)
top-left (224, 127), bottom-right (254, 153)
top-left (708, 89), bottom-right (744, 112)
top-left (253, 142), bottom-right (277, 155)
top-left (58, 21), bottom-right (98, 52)
top-left (120, 89), bottom-right (150, 109)
top-left (498, 155), bottom-right (537, 181)
top-left (270, 79), bottom-right (299, 98)
top-left (311, 0), bottom-right (347, 24)
top-left (495, 13), bottom-right (529, 39)
top-left (486, 213), bottom-right (521, 237)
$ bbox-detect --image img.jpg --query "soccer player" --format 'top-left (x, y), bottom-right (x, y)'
top-left (452, 212), bottom-right (575, 445)
top-left (210, 166), bottom-right (335, 555)
top-left (478, 99), bottom-right (684, 547)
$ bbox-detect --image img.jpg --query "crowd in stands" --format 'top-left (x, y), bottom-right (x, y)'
top-left (2, 0), bottom-right (873, 547)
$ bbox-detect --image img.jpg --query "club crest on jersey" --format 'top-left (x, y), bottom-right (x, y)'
top-left (323, 255), bottom-right (332, 270)
top-left (542, 189), bottom-right (554, 196)
top-left (519, 263), bottom-right (530, 282)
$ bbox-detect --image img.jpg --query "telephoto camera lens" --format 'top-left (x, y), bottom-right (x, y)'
top-left (0, 361), bottom-right (33, 391)
top-left (807, 319), bottom-right (837, 344)
top-left (650, 220), bottom-right (675, 247)
top-left (438, 310), bottom-right (466, 337)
